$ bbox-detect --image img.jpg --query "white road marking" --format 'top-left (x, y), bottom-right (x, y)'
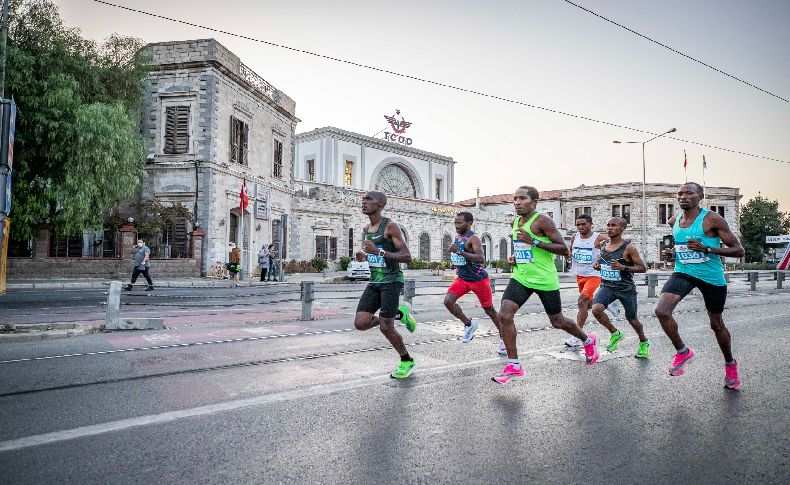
top-left (1, 312), bottom-right (785, 453)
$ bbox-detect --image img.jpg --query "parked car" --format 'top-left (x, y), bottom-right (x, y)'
top-left (347, 260), bottom-right (370, 281)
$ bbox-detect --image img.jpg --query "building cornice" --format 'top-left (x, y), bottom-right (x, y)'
top-left (296, 126), bottom-right (455, 166)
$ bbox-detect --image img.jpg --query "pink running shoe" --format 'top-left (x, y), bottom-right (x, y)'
top-left (583, 333), bottom-right (599, 365)
top-left (669, 348), bottom-right (696, 376)
top-left (491, 363), bottom-right (524, 384)
top-left (724, 361), bottom-right (741, 390)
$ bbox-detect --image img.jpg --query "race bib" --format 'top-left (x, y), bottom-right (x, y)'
top-left (600, 262), bottom-right (621, 281)
top-left (366, 245), bottom-right (385, 268)
top-left (572, 247), bottom-right (594, 264)
top-left (450, 252), bottom-right (467, 266)
top-left (675, 244), bottom-right (709, 264)
top-left (513, 241), bottom-right (534, 264)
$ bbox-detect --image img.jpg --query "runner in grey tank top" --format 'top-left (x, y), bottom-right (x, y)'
top-left (591, 217), bottom-right (651, 357)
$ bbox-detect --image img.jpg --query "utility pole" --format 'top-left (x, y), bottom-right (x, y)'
top-left (0, 0), bottom-right (9, 99)
top-left (0, 0), bottom-right (9, 294)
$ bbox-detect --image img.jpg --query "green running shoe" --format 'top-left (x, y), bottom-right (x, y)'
top-left (635, 340), bottom-right (651, 359)
top-left (398, 304), bottom-right (416, 333)
top-left (390, 359), bottom-right (416, 379)
top-left (606, 330), bottom-right (625, 352)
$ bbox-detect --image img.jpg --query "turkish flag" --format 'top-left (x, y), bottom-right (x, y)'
top-left (240, 179), bottom-right (249, 213)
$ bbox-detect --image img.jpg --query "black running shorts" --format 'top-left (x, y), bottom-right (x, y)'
top-left (661, 272), bottom-right (728, 314)
top-left (356, 282), bottom-right (403, 318)
top-left (501, 279), bottom-right (563, 315)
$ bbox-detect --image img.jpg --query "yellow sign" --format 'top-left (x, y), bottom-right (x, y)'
top-left (431, 207), bottom-right (457, 215)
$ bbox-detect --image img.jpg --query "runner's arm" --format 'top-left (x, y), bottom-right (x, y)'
top-left (462, 235), bottom-right (485, 263)
top-left (535, 216), bottom-right (570, 257)
top-left (708, 213), bottom-right (745, 258)
top-left (622, 244), bottom-right (648, 273)
top-left (383, 222), bottom-right (412, 263)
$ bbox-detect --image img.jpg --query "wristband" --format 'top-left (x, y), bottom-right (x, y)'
top-left (703, 246), bottom-right (710, 254)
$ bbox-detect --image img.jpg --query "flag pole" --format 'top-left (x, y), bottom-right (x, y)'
top-left (683, 150), bottom-right (688, 183)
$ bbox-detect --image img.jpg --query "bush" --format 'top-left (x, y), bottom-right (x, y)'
top-left (493, 259), bottom-right (512, 273)
top-left (725, 262), bottom-right (777, 271)
top-left (407, 259), bottom-right (431, 270)
top-left (283, 260), bottom-right (319, 274)
top-left (311, 257), bottom-right (328, 272)
top-left (339, 256), bottom-right (352, 271)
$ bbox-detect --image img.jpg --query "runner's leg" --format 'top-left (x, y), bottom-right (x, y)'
top-left (498, 299), bottom-right (520, 359)
top-left (444, 281), bottom-right (472, 325)
top-left (655, 292), bottom-right (685, 350)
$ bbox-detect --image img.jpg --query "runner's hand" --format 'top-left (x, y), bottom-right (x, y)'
top-left (516, 228), bottom-right (534, 245)
top-left (686, 240), bottom-right (706, 252)
top-left (610, 260), bottom-right (626, 270)
top-left (508, 254), bottom-right (515, 264)
top-left (362, 240), bottom-right (378, 254)
top-left (448, 243), bottom-right (458, 254)
top-left (355, 251), bottom-right (366, 262)
top-left (592, 261), bottom-right (601, 270)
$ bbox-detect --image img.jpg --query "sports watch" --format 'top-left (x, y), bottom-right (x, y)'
top-left (378, 249), bottom-right (386, 258)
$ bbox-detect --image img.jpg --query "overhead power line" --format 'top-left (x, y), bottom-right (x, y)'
top-left (563, 0), bottom-right (789, 103)
top-left (91, 0), bottom-right (788, 165)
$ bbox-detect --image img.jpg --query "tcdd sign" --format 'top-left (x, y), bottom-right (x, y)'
top-left (383, 109), bottom-right (413, 146)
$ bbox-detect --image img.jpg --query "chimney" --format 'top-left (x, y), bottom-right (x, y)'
top-left (475, 187), bottom-right (480, 209)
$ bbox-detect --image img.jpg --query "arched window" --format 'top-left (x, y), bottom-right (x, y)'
top-left (442, 234), bottom-right (453, 260)
top-left (374, 164), bottom-right (417, 198)
top-left (499, 238), bottom-right (509, 260)
top-left (481, 234), bottom-right (492, 263)
top-left (419, 233), bottom-right (431, 261)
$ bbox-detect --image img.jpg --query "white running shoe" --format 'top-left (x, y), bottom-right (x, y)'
top-left (497, 339), bottom-right (508, 355)
top-left (462, 320), bottom-right (479, 343)
top-left (606, 303), bottom-right (620, 318)
top-left (564, 336), bottom-right (582, 348)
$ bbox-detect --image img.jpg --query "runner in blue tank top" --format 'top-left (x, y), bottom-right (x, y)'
top-left (443, 212), bottom-right (502, 350)
top-left (656, 183), bottom-right (745, 389)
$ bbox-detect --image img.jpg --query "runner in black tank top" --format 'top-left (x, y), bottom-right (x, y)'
top-left (443, 212), bottom-right (502, 350)
top-left (354, 191), bottom-right (419, 379)
top-left (590, 217), bottom-right (650, 357)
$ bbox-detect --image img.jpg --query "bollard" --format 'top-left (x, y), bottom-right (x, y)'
top-left (748, 271), bottom-right (758, 291)
top-left (300, 281), bottom-right (314, 321)
top-left (490, 278), bottom-right (496, 295)
top-left (777, 272), bottom-right (785, 289)
top-left (105, 281), bottom-right (122, 328)
top-left (403, 279), bottom-right (416, 309)
top-left (647, 273), bottom-right (658, 298)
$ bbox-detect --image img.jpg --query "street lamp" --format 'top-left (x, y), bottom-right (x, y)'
top-left (613, 128), bottom-right (676, 264)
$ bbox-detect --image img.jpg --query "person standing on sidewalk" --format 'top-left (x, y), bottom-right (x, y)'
top-left (267, 244), bottom-right (277, 281)
top-left (444, 211), bottom-right (503, 352)
top-left (564, 213), bottom-right (619, 348)
top-left (354, 191), bottom-right (418, 379)
top-left (258, 244), bottom-right (270, 282)
top-left (226, 242), bottom-right (241, 287)
top-left (492, 186), bottom-right (599, 385)
top-left (656, 182), bottom-right (745, 389)
top-left (125, 238), bottom-right (153, 291)
top-left (590, 217), bottom-right (651, 357)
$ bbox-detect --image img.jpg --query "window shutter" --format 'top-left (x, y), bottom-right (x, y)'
top-left (164, 107), bottom-right (176, 154)
top-left (175, 106), bottom-right (190, 154)
top-left (330, 237), bottom-right (337, 260)
top-left (230, 117), bottom-right (238, 164)
top-left (242, 122), bottom-right (249, 165)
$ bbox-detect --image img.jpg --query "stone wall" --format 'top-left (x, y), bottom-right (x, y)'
top-left (7, 258), bottom-right (200, 279)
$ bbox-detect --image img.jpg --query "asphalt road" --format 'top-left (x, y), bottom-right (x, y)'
top-left (0, 282), bottom-right (788, 484)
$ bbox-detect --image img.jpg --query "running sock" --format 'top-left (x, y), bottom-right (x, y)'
top-left (678, 346), bottom-right (689, 354)
top-left (583, 337), bottom-right (593, 346)
top-left (464, 319), bottom-right (472, 327)
top-left (507, 359), bottom-right (521, 369)
top-left (726, 359), bottom-right (736, 366)
top-left (395, 310), bottom-right (404, 320)
top-left (400, 353), bottom-right (413, 362)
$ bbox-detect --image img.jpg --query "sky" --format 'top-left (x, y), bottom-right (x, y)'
top-left (53, 0), bottom-right (790, 210)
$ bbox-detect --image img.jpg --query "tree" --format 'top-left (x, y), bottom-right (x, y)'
top-left (6, 0), bottom-right (148, 240)
top-left (738, 195), bottom-right (790, 263)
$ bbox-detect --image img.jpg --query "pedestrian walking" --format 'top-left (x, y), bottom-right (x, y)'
top-left (267, 244), bottom-right (277, 281)
top-left (226, 242), bottom-right (241, 286)
top-left (258, 244), bottom-right (270, 282)
top-left (124, 238), bottom-right (154, 291)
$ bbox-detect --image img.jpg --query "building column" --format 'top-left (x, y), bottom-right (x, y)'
top-left (119, 225), bottom-right (138, 262)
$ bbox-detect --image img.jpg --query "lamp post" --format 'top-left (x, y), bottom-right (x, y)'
top-left (613, 128), bottom-right (676, 263)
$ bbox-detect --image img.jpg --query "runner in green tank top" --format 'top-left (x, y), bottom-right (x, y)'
top-left (354, 191), bottom-right (419, 379)
top-left (492, 186), bottom-right (601, 385)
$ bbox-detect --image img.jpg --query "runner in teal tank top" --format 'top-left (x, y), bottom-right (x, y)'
top-left (656, 183), bottom-right (745, 390)
top-left (354, 191), bottom-right (418, 379)
top-left (492, 186), bottom-right (601, 385)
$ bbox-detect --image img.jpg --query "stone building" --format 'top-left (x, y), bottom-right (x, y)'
top-left (140, 39), bottom-right (299, 275)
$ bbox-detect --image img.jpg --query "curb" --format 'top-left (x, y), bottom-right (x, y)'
top-left (0, 324), bottom-right (95, 343)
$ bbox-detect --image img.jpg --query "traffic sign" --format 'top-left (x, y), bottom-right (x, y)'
top-left (766, 235), bottom-right (790, 244)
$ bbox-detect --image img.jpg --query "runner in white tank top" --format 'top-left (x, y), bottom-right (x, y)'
top-left (564, 214), bottom-right (619, 347)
